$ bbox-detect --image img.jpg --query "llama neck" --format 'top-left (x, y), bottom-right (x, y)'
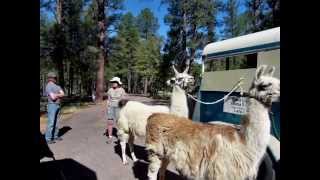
top-left (241, 98), bottom-right (271, 157)
top-left (170, 85), bottom-right (188, 118)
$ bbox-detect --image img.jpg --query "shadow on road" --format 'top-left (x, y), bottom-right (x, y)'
top-left (58, 126), bottom-right (72, 137)
top-left (113, 141), bottom-right (149, 162)
top-left (40, 131), bottom-right (54, 160)
top-left (40, 131), bottom-right (97, 180)
top-left (40, 158), bottom-right (97, 180)
top-left (132, 161), bottom-right (185, 180)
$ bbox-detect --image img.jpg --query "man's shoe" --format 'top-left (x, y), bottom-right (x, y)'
top-left (47, 140), bottom-right (56, 144)
top-left (55, 137), bottom-right (63, 141)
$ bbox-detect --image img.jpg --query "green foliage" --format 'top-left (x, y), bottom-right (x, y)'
top-left (263, 0), bottom-right (280, 28)
top-left (135, 36), bottom-right (161, 77)
top-left (239, 0), bottom-right (280, 33)
top-left (40, 0), bottom-right (279, 98)
top-left (109, 13), bottom-right (140, 81)
top-left (221, 0), bottom-right (279, 39)
top-left (136, 8), bottom-right (159, 39)
top-left (223, 0), bottom-right (241, 38)
top-left (190, 63), bottom-right (202, 79)
top-left (162, 0), bottom-right (220, 71)
top-left (40, 0), bottom-right (124, 96)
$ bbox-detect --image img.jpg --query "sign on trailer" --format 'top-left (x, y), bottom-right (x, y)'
top-left (223, 96), bottom-right (248, 115)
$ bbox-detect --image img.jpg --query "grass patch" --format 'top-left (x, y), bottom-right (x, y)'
top-left (61, 106), bottom-right (78, 114)
top-left (40, 102), bottom-right (94, 133)
top-left (152, 91), bottom-right (171, 100)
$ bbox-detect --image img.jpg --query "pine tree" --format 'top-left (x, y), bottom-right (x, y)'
top-left (264, 0), bottom-right (280, 28)
top-left (245, 0), bottom-right (266, 32)
top-left (111, 12), bottom-right (140, 93)
top-left (223, 0), bottom-right (241, 38)
top-left (94, 0), bottom-right (123, 102)
top-left (135, 37), bottom-right (162, 95)
top-left (162, 0), bottom-right (219, 71)
top-left (136, 8), bottom-right (159, 40)
top-left (135, 8), bottom-right (161, 95)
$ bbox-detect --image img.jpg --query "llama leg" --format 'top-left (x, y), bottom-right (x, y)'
top-left (128, 133), bottom-right (138, 162)
top-left (107, 120), bottom-right (114, 138)
top-left (120, 141), bottom-right (128, 165)
top-left (118, 130), bottom-right (129, 165)
top-left (159, 158), bottom-right (169, 180)
top-left (148, 152), bottom-right (162, 180)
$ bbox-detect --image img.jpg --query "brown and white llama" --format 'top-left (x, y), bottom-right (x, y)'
top-left (145, 65), bottom-right (280, 180)
top-left (116, 65), bottom-right (194, 165)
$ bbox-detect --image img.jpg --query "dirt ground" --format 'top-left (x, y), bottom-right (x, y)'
top-left (40, 95), bottom-right (184, 180)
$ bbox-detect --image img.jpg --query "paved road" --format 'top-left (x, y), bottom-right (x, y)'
top-left (40, 96), bottom-right (183, 180)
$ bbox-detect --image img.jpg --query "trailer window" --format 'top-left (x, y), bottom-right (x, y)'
top-left (205, 53), bottom-right (257, 72)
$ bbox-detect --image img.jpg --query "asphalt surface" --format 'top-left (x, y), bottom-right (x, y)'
top-left (40, 95), bottom-right (184, 180)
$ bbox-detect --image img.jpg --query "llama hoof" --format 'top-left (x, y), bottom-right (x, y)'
top-left (132, 158), bottom-right (138, 162)
top-left (122, 161), bottom-right (129, 165)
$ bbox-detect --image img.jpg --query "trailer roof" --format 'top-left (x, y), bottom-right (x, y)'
top-left (203, 27), bottom-right (280, 59)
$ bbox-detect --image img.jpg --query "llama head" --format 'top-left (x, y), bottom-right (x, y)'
top-left (248, 65), bottom-right (280, 106)
top-left (166, 65), bottom-right (195, 89)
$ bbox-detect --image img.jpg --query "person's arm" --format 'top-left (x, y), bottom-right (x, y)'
top-left (120, 88), bottom-right (126, 99)
top-left (106, 89), bottom-right (111, 106)
top-left (55, 89), bottom-right (64, 98)
top-left (46, 85), bottom-right (58, 100)
top-left (48, 92), bottom-right (57, 100)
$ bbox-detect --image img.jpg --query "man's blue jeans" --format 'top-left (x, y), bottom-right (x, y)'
top-left (45, 103), bottom-right (61, 141)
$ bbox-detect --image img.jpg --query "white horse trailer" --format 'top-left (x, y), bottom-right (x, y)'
top-left (192, 27), bottom-right (280, 180)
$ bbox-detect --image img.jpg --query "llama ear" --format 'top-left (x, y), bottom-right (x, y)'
top-left (183, 65), bottom-right (189, 74)
top-left (265, 66), bottom-right (276, 77)
top-left (172, 65), bottom-right (179, 76)
top-left (255, 65), bottom-right (267, 80)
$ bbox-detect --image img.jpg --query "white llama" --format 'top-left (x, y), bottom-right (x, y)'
top-left (167, 65), bottom-right (195, 118)
top-left (116, 65), bottom-right (194, 165)
top-left (145, 65), bottom-right (280, 180)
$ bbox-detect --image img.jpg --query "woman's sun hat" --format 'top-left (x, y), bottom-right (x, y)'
top-left (47, 72), bottom-right (57, 78)
top-left (109, 77), bottom-right (122, 85)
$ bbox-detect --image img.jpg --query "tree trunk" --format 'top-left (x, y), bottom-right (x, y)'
top-left (127, 47), bottom-right (134, 93)
top-left (251, 0), bottom-right (262, 32)
top-left (55, 0), bottom-right (65, 89)
top-left (127, 72), bottom-right (131, 93)
top-left (148, 76), bottom-right (154, 96)
top-left (57, 58), bottom-right (65, 89)
top-left (180, 0), bottom-right (188, 72)
top-left (207, 15), bottom-right (215, 43)
top-left (143, 77), bottom-right (148, 95)
top-left (133, 73), bottom-right (138, 94)
top-left (96, 52), bottom-right (105, 102)
top-left (56, 0), bottom-right (63, 24)
top-left (189, 49), bottom-right (195, 72)
top-left (86, 76), bottom-right (91, 97)
top-left (188, 23), bottom-right (197, 72)
top-left (69, 63), bottom-right (74, 96)
top-left (78, 73), bottom-right (82, 97)
top-left (95, 0), bottom-right (106, 102)
top-left (90, 79), bottom-right (95, 96)
top-left (271, 0), bottom-right (280, 27)
top-left (42, 74), bottom-right (46, 96)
